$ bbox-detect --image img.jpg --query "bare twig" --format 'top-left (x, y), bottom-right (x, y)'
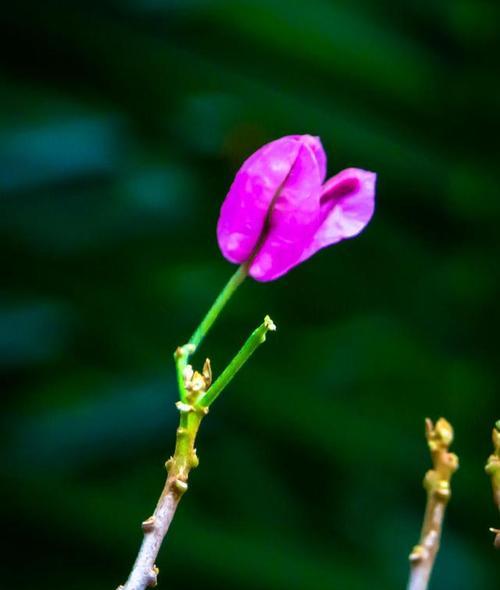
top-left (120, 397), bottom-right (206, 590)
top-left (119, 489), bottom-right (179, 590)
top-left (407, 418), bottom-right (459, 590)
top-left (485, 421), bottom-right (500, 549)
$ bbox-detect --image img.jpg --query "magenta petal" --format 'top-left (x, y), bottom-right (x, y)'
top-left (289, 135), bottom-right (327, 182)
top-left (248, 143), bottom-right (323, 281)
top-left (217, 137), bottom-right (302, 264)
top-left (216, 135), bottom-right (374, 282)
top-left (299, 168), bottom-right (376, 263)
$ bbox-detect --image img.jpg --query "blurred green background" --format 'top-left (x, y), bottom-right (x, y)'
top-left (1, 1), bottom-right (499, 588)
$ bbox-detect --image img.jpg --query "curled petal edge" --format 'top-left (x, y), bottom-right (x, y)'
top-left (298, 168), bottom-right (376, 264)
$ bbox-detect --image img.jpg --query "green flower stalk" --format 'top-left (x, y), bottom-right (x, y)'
top-left (119, 134), bottom-right (377, 590)
top-left (175, 265), bottom-right (248, 402)
top-left (119, 268), bottom-right (275, 590)
top-left (485, 420), bottom-right (500, 549)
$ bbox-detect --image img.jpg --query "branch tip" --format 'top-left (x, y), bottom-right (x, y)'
top-left (407, 417), bottom-right (458, 590)
top-left (195, 315), bottom-right (276, 409)
top-left (264, 315), bottom-right (277, 331)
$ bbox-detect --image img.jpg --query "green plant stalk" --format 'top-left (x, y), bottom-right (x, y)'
top-left (121, 260), bottom-right (275, 590)
top-left (197, 315), bottom-right (276, 408)
top-left (190, 264), bottom-right (248, 349)
top-left (175, 264), bottom-right (247, 401)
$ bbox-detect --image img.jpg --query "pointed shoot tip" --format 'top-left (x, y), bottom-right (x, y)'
top-left (264, 315), bottom-right (277, 332)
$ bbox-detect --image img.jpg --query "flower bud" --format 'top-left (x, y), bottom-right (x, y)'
top-left (217, 134), bottom-right (376, 281)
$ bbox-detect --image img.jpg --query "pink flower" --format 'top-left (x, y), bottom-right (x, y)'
top-left (217, 135), bottom-right (376, 282)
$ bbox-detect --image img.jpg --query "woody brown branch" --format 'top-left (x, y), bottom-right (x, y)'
top-left (407, 418), bottom-right (459, 590)
top-left (120, 359), bottom-right (211, 590)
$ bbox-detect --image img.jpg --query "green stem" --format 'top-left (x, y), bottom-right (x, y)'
top-left (175, 265), bottom-right (248, 401)
top-left (124, 266), bottom-right (270, 590)
top-left (196, 315), bottom-right (276, 409)
top-left (190, 264), bottom-right (248, 348)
